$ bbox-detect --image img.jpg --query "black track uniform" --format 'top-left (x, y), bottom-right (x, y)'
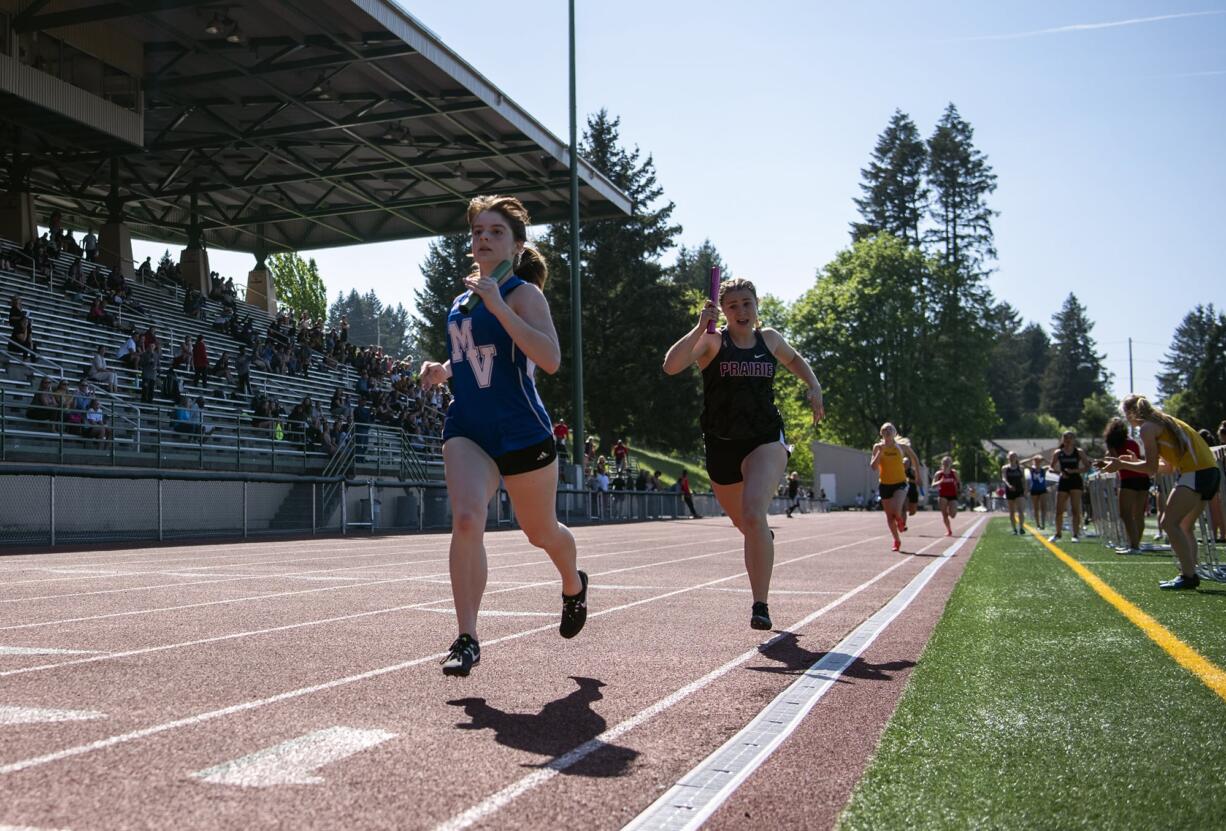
top-left (701, 329), bottom-right (787, 486)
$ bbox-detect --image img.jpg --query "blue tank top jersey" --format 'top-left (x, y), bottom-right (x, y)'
top-left (1029, 466), bottom-right (1048, 493)
top-left (442, 276), bottom-right (553, 457)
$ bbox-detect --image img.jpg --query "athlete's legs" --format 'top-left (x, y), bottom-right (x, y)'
top-left (1069, 490), bottom-right (1083, 537)
top-left (1029, 494), bottom-right (1042, 529)
top-left (1054, 491), bottom-right (1068, 538)
top-left (502, 459), bottom-right (582, 596)
top-left (738, 442), bottom-right (788, 603)
top-left (443, 438), bottom-right (501, 639)
top-left (939, 498), bottom-right (952, 533)
top-left (712, 480), bottom-right (745, 530)
top-left (1161, 486), bottom-right (1207, 576)
top-left (1119, 488), bottom-right (1145, 550)
top-left (885, 489), bottom-right (906, 541)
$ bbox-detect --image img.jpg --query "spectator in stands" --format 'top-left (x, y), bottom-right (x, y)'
top-left (190, 395), bottom-right (215, 437)
top-left (253, 338), bottom-right (273, 372)
top-left (171, 336), bottom-right (192, 370)
top-left (8, 317), bottom-right (37, 360)
top-left (339, 315), bottom-right (349, 343)
top-left (26, 377), bottom-right (58, 425)
top-left (0, 252), bottom-right (13, 271)
top-left (234, 346), bottom-right (251, 396)
top-left (211, 351), bottom-right (232, 390)
top-left (68, 257), bottom-right (83, 288)
top-left (161, 362), bottom-right (183, 402)
top-left (138, 343), bottom-right (158, 403)
top-left (83, 398), bottom-right (109, 446)
top-left (650, 470), bottom-right (664, 491)
top-left (137, 256), bottom-right (153, 281)
top-left (634, 468), bottom-right (648, 491)
top-left (87, 294), bottom-right (117, 329)
top-left (353, 396), bottom-right (372, 461)
top-left (212, 305), bottom-right (234, 333)
top-left (8, 295), bottom-right (29, 330)
top-left (62, 262), bottom-right (87, 296)
top-left (192, 335), bottom-right (209, 387)
top-left (116, 331), bottom-right (138, 367)
top-left (87, 345), bottom-right (118, 392)
top-left (140, 327), bottom-right (159, 354)
top-left (613, 438), bottom-right (629, 473)
top-left (172, 395), bottom-right (195, 434)
top-left (82, 228), bottom-right (97, 262)
top-left (183, 287), bottom-right (205, 319)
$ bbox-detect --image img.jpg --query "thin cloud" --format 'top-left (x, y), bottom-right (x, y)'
top-left (951, 10), bottom-right (1226, 42)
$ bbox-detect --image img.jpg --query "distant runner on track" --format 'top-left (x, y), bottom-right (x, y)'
top-left (1001, 452), bottom-right (1027, 535)
top-left (871, 424), bottom-right (921, 552)
top-left (932, 455), bottom-right (961, 536)
top-left (663, 277), bottom-right (824, 630)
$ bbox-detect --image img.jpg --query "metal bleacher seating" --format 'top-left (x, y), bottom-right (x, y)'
top-left (0, 238), bottom-right (442, 480)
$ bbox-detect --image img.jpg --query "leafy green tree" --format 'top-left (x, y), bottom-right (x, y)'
top-left (1077, 391), bottom-right (1119, 441)
top-left (413, 233), bottom-right (470, 362)
top-left (852, 109), bottom-right (929, 246)
top-left (539, 109), bottom-right (693, 453)
top-left (1157, 304), bottom-right (1218, 401)
top-left (1040, 293), bottom-right (1110, 425)
top-left (926, 103), bottom-right (998, 272)
top-left (268, 252), bottom-right (327, 321)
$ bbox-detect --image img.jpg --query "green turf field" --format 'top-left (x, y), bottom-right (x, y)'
top-left (838, 518), bottom-right (1226, 831)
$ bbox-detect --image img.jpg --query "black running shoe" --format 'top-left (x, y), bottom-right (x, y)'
top-left (750, 601), bottom-right (772, 630)
top-left (559, 570), bottom-right (588, 639)
top-left (441, 634), bottom-right (480, 676)
top-left (1159, 574), bottom-right (1200, 591)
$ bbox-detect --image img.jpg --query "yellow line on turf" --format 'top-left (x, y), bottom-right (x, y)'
top-left (1026, 524), bottom-right (1226, 704)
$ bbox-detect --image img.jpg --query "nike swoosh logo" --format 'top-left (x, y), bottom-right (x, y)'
top-left (753, 353), bottom-right (766, 359)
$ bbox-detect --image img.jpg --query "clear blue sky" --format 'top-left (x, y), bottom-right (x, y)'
top-left (137, 1), bottom-right (1226, 402)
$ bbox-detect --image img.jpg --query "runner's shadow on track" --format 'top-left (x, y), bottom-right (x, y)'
top-left (749, 634), bottom-right (915, 682)
top-left (448, 676), bottom-right (638, 777)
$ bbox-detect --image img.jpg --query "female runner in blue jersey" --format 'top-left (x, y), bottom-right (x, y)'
top-left (419, 195), bottom-right (586, 676)
top-left (663, 278), bottom-right (824, 630)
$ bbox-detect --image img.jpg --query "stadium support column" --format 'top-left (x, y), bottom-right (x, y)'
top-left (99, 160), bottom-right (134, 280)
top-left (0, 148), bottom-right (36, 245)
top-left (179, 190), bottom-right (211, 294)
top-left (568, 0), bottom-right (585, 470)
top-left (245, 224), bottom-right (277, 314)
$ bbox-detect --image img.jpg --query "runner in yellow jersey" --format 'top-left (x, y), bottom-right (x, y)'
top-left (870, 423), bottom-right (921, 552)
top-left (1102, 394), bottom-right (1222, 590)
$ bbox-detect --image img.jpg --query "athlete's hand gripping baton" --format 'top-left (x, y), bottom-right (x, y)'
top-left (459, 259), bottom-right (515, 314)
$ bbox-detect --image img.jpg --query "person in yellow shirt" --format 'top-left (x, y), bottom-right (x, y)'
top-left (1102, 394), bottom-right (1222, 590)
top-left (870, 423), bottom-right (921, 552)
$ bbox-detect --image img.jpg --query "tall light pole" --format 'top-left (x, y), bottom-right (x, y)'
top-left (568, 0), bottom-right (585, 467)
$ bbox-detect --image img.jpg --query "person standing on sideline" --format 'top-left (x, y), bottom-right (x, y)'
top-left (1102, 395), bottom-right (1221, 589)
top-left (679, 470), bottom-right (700, 518)
top-left (785, 471), bottom-right (802, 518)
top-left (418, 195), bottom-right (586, 676)
top-left (1049, 431), bottom-right (1090, 542)
top-left (1001, 452), bottom-right (1027, 535)
top-left (1102, 417), bottom-right (1150, 554)
top-left (871, 424), bottom-right (922, 551)
top-left (1027, 454), bottom-right (1049, 530)
top-left (664, 277), bottom-right (824, 630)
top-left (932, 456), bottom-right (961, 536)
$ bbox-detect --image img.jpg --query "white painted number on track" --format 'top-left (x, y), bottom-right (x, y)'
top-left (0, 706), bottom-right (105, 726)
top-left (191, 727), bottom-right (396, 787)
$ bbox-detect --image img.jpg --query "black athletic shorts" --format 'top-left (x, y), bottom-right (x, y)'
top-left (704, 431), bottom-right (788, 486)
top-left (1175, 467), bottom-right (1222, 501)
top-left (1057, 474), bottom-right (1084, 493)
top-left (1119, 476), bottom-right (1152, 492)
top-left (1005, 487), bottom-right (1024, 501)
top-left (879, 481), bottom-right (907, 499)
top-left (495, 436), bottom-right (556, 477)
top-left (907, 482), bottom-right (919, 503)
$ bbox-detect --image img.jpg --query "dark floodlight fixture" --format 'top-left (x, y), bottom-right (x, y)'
top-left (204, 12), bottom-right (224, 35)
top-left (317, 81), bottom-right (333, 100)
top-left (380, 124), bottom-right (397, 141)
top-left (309, 73), bottom-right (326, 94)
top-left (225, 22), bottom-right (243, 44)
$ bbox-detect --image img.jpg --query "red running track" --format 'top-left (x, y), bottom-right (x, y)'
top-left (0, 511), bottom-right (983, 830)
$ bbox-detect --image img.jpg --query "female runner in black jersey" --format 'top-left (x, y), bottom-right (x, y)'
top-left (663, 278), bottom-right (824, 630)
top-left (1049, 431), bottom-right (1090, 542)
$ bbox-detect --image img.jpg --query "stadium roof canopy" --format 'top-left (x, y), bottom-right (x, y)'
top-left (0, 0), bottom-right (631, 253)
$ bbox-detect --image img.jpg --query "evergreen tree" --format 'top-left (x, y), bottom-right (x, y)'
top-left (985, 302), bottom-right (1025, 432)
top-left (1157, 304), bottom-right (1218, 401)
top-left (268, 252), bottom-right (327, 321)
top-left (926, 103), bottom-right (998, 272)
top-left (1166, 310), bottom-right (1226, 429)
top-left (1040, 293), bottom-right (1110, 426)
top-left (157, 249), bottom-right (174, 272)
top-left (539, 109), bottom-right (691, 453)
top-left (326, 289), bottom-right (413, 356)
top-left (670, 239), bottom-right (730, 295)
top-left (852, 109), bottom-right (929, 246)
top-left (413, 233), bottom-right (470, 361)
top-left (1018, 323), bottom-right (1051, 415)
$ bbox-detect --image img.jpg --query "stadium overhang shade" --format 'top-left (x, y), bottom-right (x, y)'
top-left (0, 0), bottom-right (631, 252)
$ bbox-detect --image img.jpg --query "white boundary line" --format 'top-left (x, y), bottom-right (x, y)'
top-left (622, 516), bottom-right (986, 831)
top-left (0, 532), bottom-right (876, 776)
top-left (431, 525), bottom-right (961, 831)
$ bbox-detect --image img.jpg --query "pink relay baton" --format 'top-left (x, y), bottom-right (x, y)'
top-left (707, 266), bottom-right (720, 334)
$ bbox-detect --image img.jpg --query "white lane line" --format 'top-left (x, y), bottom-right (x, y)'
top-left (431, 530), bottom-right (957, 831)
top-left (0, 529), bottom-right (795, 630)
top-left (0, 533), bottom-right (878, 775)
top-left (623, 516), bottom-right (986, 831)
top-left (0, 532), bottom-right (845, 678)
top-left (703, 588), bottom-right (841, 595)
top-left (0, 706), bottom-right (106, 726)
top-left (0, 647), bottom-right (100, 656)
top-left (415, 608), bottom-right (555, 617)
top-left (191, 726), bottom-right (396, 787)
top-left (0, 824), bottom-right (70, 830)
